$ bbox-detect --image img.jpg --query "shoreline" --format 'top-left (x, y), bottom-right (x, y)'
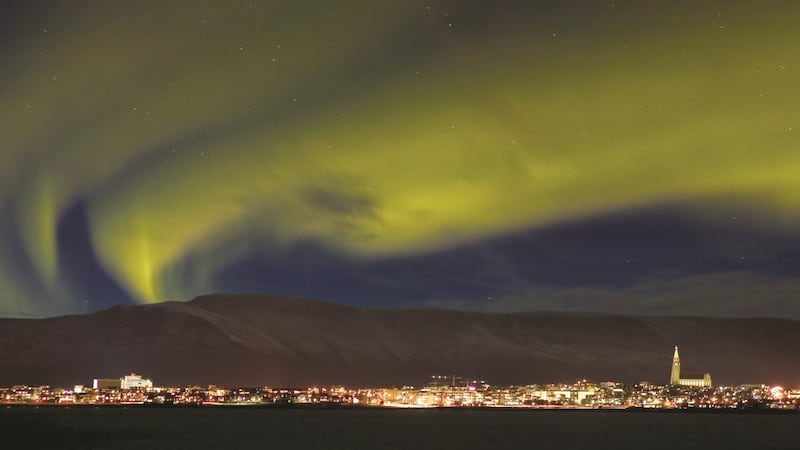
top-left (2, 403), bottom-right (797, 414)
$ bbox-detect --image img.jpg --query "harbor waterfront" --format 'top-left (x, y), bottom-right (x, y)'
top-left (3, 347), bottom-right (797, 411)
top-left (4, 351), bottom-right (799, 449)
top-left (3, 377), bottom-right (798, 411)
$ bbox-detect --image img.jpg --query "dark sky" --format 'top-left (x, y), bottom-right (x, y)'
top-left (1, 0), bottom-right (799, 318)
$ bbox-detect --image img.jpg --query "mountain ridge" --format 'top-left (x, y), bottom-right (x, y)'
top-left (1, 293), bottom-right (798, 388)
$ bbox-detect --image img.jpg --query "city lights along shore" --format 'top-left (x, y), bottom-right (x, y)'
top-left (3, 348), bottom-right (798, 412)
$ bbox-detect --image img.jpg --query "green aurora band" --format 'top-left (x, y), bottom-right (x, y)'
top-left (1, 1), bottom-right (799, 315)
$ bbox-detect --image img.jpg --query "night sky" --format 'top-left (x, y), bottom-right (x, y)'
top-left (1, 1), bottom-right (799, 318)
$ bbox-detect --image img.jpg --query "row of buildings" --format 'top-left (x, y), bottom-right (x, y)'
top-left (92, 373), bottom-right (153, 390)
top-left (2, 380), bottom-right (798, 410)
top-left (2, 347), bottom-right (793, 409)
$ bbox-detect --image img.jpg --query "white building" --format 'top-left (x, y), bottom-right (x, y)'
top-left (120, 373), bottom-right (153, 390)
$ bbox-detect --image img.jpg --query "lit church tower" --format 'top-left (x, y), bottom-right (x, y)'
top-left (669, 346), bottom-right (712, 387)
top-left (670, 346), bottom-right (681, 385)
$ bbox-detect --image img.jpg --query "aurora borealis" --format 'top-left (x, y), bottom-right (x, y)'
top-left (1, 1), bottom-right (800, 317)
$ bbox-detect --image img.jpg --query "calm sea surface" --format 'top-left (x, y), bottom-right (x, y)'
top-left (2, 406), bottom-right (798, 450)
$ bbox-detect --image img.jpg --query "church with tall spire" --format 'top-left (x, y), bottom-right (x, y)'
top-left (669, 346), bottom-right (712, 388)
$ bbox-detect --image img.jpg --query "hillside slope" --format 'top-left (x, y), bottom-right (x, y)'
top-left (0, 294), bottom-right (797, 387)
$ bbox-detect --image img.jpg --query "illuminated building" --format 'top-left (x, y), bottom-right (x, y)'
top-left (669, 346), bottom-right (712, 388)
top-left (93, 378), bottom-right (121, 389)
top-left (93, 373), bottom-right (153, 390)
top-left (120, 373), bottom-right (153, 390)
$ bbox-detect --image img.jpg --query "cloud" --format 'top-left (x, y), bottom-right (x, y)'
top-left (473, 272), bottom-right (800, 319)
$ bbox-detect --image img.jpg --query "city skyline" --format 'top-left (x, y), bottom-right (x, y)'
top-left (3, 362), bottom-right (798, 411)
top-left (1, 1), bottom-right (800, 319)
top-left (0, 345), bottom-right (731, 394)
top-left (0, 346), bottom-right (776, 398)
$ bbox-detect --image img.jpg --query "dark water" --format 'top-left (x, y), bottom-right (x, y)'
top-left (2, 406), bottom-right (799, 450)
